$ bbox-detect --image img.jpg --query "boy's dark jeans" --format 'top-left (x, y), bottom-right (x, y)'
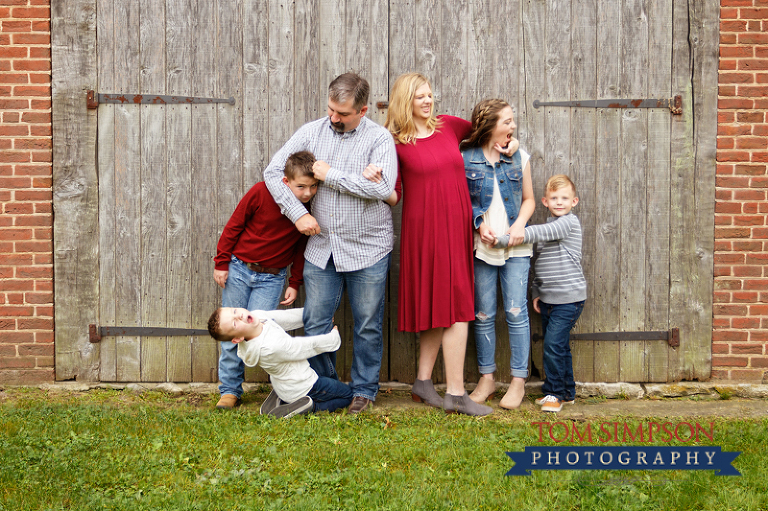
top-left (308, 376), bottom-right (353, 413)
top-left (539, 300), bottom-right (585, 402)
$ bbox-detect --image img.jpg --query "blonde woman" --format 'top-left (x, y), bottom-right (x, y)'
top-left (367, 73), bottom-right (498, 416)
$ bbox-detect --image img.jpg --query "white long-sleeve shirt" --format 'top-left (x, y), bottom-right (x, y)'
top-left (236, 308), bottom-right (341, 403)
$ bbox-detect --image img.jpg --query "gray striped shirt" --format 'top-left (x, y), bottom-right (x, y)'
top-left (523, 213), bottom-right (587, 304)
top-left (263, 116), bottom-right (397, 272)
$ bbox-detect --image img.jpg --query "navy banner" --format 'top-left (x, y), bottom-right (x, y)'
top-left (506, 446), bottom-right (740, 476)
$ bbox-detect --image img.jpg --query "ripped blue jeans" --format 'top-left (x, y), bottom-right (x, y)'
top-left (473, 256), bottom-right (531, 378)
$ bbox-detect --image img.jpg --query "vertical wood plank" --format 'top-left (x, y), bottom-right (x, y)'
top-left (96, 0), bottom-right (116, 381)
top-left (166, 0), bottom-right (194, 382)
top-left (190, 0), bottom-right (219, 382)
top-left (294, 0), bottom-right (321, 128)
top-left (51, 0), bottom-right (100, 381)
top-left (569, 0), bottom-right (597, 383)
top-left (618, 0), bottom-right (649, 382)
top-left (646, 0), bottom-right (673, 382)
top-left (139, 0), bottom-right (168, 382)
top-left (387, 0), bottom-right (417, 384)
top-left (593, 0), bottom-right (622, 382)
top-left (243, 0), bottom-right (271, 184)
top-left (522, 0), bottom-right (548, 379)
top-left (688, 0), bottom-right (718, 380)
top-left (113, 1), bottom-right (142, 381)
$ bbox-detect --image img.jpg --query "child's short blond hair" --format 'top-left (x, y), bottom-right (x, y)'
top-left (545, 174), bottom-right (577, 196)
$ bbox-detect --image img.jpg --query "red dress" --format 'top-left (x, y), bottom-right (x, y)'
top-left (395, 115), bottom-right (475, 332)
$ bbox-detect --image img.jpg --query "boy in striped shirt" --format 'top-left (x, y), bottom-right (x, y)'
top-left (521, 175), bottom-right (587, 412)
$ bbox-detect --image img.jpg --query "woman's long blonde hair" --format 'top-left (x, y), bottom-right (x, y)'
top-left (384, 72), bottom-right (440, 145)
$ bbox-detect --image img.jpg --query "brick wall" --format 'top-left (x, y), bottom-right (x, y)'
top-left (0, 0), bottom-right (54, 384)
top-left (714, 0), bottom-right (768, 381)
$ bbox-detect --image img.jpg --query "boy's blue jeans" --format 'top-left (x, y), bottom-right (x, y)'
top-left (308, 376), bottom-right (354, 412)
top-left (301, 254), bottom-right (390, 402)
top-left (539, 300), bottom-right (585, 402)
top-left (473, 256), bottom-right (531, 378)
top-left (219, 255), bottom-right (286, 398)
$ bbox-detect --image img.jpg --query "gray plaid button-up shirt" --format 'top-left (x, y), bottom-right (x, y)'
top-left (263, 116), bottom-right (397, 272)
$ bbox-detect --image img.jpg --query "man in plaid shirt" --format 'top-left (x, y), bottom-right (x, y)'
top-left (264, 73), bottom-right (397, 414)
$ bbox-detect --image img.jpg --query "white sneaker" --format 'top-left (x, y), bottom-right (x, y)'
top-left (535, 395), bottom-right (574, 405)
top-left (538, 395), bottom-right (563, 412)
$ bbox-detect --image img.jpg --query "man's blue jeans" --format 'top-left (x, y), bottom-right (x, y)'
top-left (219, 255), bottom-right (286, 398)
top-left (473, 256), bottom-right (531, 378)
top-left (308, 376), bottom-right (354, 412)
top-left (302, 254), bottom-right (390, 402)
top-left (539, 300), bottom-right (585, 402)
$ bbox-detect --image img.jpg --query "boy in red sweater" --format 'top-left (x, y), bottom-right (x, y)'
top-left (213, 151), bottom-right (318, 409)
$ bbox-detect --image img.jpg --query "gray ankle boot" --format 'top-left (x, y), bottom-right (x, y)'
top-left (411, 379), bottom-right (443, 408)
top-left (443, 392), bottom-right (493, 416)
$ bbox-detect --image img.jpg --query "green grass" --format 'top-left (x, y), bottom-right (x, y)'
top-left (1, 389), bottom-right (766, 510)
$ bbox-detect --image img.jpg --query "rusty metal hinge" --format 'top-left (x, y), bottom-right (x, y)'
top-left (533, 95), bottom-right (682, 115)
top-left (532, 328), bottom-right (680, 348)
top-left (89, 324), bottom-right (210, 343)
top-left (86, 90), bottom-right (235, 109)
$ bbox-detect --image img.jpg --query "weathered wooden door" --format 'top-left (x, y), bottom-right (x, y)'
top-left (52, 0), bottom-right (717, 383)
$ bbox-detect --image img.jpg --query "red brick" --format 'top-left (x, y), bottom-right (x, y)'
top-left (710, 369), bottom-right (731, 379)
top-left (712, 343), bottom-right (730, 355)
top-left (734, 215), bottom-right (765, 226)
top-left (718, 137), bottom-right (734, 149)
top-left (714, 304), bottom-right (749, 316)
top-left (713, 356), bottom-right (748, 367)
top-left (20, 111), bottom-right (51, 123)
top-left (718, 98), bottom-right (755, 108)
top-left (16, 317), bottom-right (52, 330)
top-left (0, 331), bottom-right (33, 344)
top-left (715, 240), bottom-right (733, 251)
top-left (714, 266), bottom-right (733, 277)
top-left (751, 332), bottom-right (768, 343)
top-left (751, 304), bottom-right (768, 315)
top-left (722, 33), bottom-right (738, 44)
top-left (753, 227), bottom-right (768, 239)
top-left (719, 175), bottom-right (752, 187)
top-left (715, 279), bottom-right (743, 290)
top-left (719, 111), bottom-right (736, 123)
top-left (0, 369), bottom-right (54, 384)
top-left (11, 7), bottom-right (51, 18)
top-left (717, 150), bottom-right (751, 162)
top-left (24, 292), bottom-right (52, 304)
top-left (715, 202), bottom-right (742, 213)
top-left (12, 34), bottom-right (49, 45)
top-left (15, 266), bottom-right (51, 279)
top-left (733, 189), bottom-right (766, 200)
top-left (753, 152), bottom-right (768, 162)
top-left (0, 228), bottom-right (32, 241)
top-left (735, 163), bottom-right (767, 175)
top-left (733, 265), bottom-right (764, 277)
top-left (739, 33), bottom-right (768, 45)
top-left (0, 357), bottom-right (36, 369)
top-left (718, 124), bottom-right (752, 136)
top-left (715, 227), bottom-right (751, 238)
top-left (13, 240), bottom-right (52, 253)
top-left (753, 125), bottom-right (768, 136)
top-left (741, 8), bottom-right (768, 19)
top-left (737, 111), bottom-right (765, 123)
top-left (721, 20), bottom-right (747, 32)
top-left (714, 290), bottom-right (732, 303)
top-left (34, 331), bottom-right (53, 343)
top-left (736, 137), bottom-right (768, 149)
top-left (731, 343), bottom-right (764, 355)
top-left (712, 330), bottom-right (749, 342)
top-left (744, 279), bottom-right (768, 290)
top-left (713, 318), bottom-right (731, 328)
top-left (715, 253), bottom-right (746, 264)
top-left (732, 317), bottom-right (761, 329)
top-left (728, 369), bottom-right (765, 380)
top-left (720, 7), bottom-right (739, 19)
top-left (751, 359), bottom-right (768, 368)
top-left (733, 291), bottom-right (760, 302)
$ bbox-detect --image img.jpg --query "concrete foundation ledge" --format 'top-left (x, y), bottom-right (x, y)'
top-left (2, 381), bottom-right (768, 400)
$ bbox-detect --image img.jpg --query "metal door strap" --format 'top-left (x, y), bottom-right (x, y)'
top-left (532, 328), bottom-right (680, 348)
top-left (89, 325), bottom-right (210, 343)
top-left (533, 95), bottom-right (682, 115)
top-left (87, 90), bottom-right (235, 109)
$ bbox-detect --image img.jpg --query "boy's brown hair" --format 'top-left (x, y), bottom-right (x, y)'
top-left (545, 174), bottom-right (577, 196)
top-left (284, 150), bottom-right (316, 180)
top-left (207, 308), bottom-right (232, 342)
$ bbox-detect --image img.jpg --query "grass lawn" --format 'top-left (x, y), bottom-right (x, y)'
top-left (0, 387), bottom-right (765, 510)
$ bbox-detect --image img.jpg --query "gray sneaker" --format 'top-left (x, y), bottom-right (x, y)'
top-left (259, 389), bottom-right (282, 415)
top-left (267, 396), bottom-right (314, 418)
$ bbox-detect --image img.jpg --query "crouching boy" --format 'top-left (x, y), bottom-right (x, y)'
top-left (208, 307), bottom-right (353, 417)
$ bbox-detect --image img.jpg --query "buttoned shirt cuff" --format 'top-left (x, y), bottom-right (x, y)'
top-left (323, 167), bottom-right (342, 189)
top-left (284, 202), bottom-right (312, 224)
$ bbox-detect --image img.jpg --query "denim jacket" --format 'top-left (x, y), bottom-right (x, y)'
top-left (462, 146), bottom-right (524, 229)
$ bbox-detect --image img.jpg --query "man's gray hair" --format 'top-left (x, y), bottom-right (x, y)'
top-left (328, 73), bottom-right (370, 111)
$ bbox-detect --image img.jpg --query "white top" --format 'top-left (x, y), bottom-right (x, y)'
top-left (474, 150), bottom-right (533, 265)
top-left (236, 308), bottom-right (341, 403)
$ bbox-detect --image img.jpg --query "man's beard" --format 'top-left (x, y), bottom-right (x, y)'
top-left (330, 120), bottom-right (345, 132)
